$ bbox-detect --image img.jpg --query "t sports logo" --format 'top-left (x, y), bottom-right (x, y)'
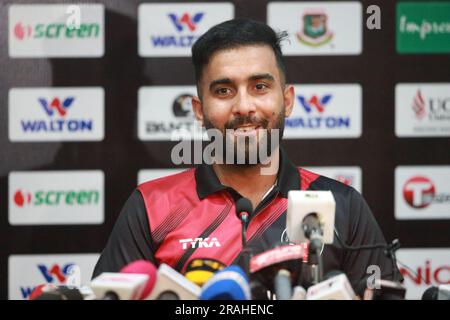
top-left (395, 166), bottom-right (450, 220)
top-left (403, 176), bottom-right (435, 209)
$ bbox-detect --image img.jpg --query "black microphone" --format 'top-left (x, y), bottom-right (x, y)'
top-left (32, 286), bottom-right (85, 300)
top-left (235, 197), bottom-right (253, 247)
top-left (422, 285), bottom-right (450, 300)
top-left (235, 197), bottom-right (253, 277)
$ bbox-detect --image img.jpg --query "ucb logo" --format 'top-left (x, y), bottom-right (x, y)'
top-left (172, 94), bottom-right (194, 118)
top-left (179, 237), bottom-right (221, 250)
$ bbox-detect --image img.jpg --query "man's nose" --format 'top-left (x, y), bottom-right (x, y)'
top-left (232, 89), bottom-right (257, 117)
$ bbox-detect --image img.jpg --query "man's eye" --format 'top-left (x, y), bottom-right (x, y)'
top-left (255, 83), bottom-right (268, 90)
top-left (216, 88), bottom-right (230, 95)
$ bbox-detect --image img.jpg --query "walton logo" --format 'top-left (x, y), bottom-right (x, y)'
top-left (39, 97), bottom-right (74, 117)
top-left (13, 21), bottom-right (100, 40)
top-left (179, 237), bottom-right (221, 250)
top-left (285, 94), bottom-right (351, 129)
top-left (168, 13), bottom-right (204, 32)
top-left (296, 11), bottom-right (333, 47)
top-left (150, 12), bottom-right (204, 48)
top-left (297, 94), bottom-right (332, 113)
top-left (20, 96), bottom-right (93, 133)
top-left (13, 189), bottom-right (100, 207)
top-left (38, 264), bottom-right (74, 283)
top-left (403, 176), bottom-right (435, 209)
top-left (20, 263), bottom-right (74, 299)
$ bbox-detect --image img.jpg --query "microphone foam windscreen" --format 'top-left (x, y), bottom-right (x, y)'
top-left (120, 260), bottom-right (157, 299)
top-left (200, 265), bottom-right (251, 300)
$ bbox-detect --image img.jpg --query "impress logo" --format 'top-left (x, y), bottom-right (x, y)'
top-left (395, 166), bottom-right (450, 220)
top-left (138, 3), bottom-right (234, 57)
top-left (268, 2), bottom-right (362, 56)
top-left (9, 171), bottom-right (104, 225)
top-left (284, 85), bottom-right (361, 138)
top-left (9, 4), bottom-right (104, 57)
top-left (396, 83), bottom-right (450, 137)
top-left (396, 2), bottom-right (450, 54)
top-left (397, 249), bottom-right (450, 299)
top-left (8, 254), bottom-right (99, 300)
top-left (9, 87), bottom-right (104, 142)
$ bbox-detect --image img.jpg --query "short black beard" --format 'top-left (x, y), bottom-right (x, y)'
top-left (203, 107), bottom-right (285, 166)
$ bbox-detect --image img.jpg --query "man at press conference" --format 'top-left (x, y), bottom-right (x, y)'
top-left (93, 19), bottom-right (401, 299)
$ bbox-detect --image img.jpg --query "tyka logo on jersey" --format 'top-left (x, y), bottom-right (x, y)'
top-left (179, 237), bottom-right (221, 250)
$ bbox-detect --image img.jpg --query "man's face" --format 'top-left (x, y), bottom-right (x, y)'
top-left (192, 44), bottom-right (295, 164)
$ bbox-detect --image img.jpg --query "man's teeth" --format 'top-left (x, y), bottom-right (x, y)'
top-left (235, 126), bottom-right (258, 132)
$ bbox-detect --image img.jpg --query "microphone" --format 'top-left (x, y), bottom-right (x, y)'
top-left (30, 285), bottom-right (85, 300)
top-left (90, 260), bottom-right (157, 300)
top-left (200, 265), bottom-right (251, 300)
top-left (249, 244), bottom-right (306, 300)
top-left (184, 258), bottom-right (226, 287)
top-left (422, 284), bottom-right (449, 300)
top-left (291, 286), bottom-right (307, 300)
top-left (235, 197), bottom-right (253, 248)
top-left (305, 270), bottom-right (356, 300)
top-left (287, 190), bottom-right (335, 246)
top-left (287, 190), bottom-right (336, 283)
top-left (235, 197), bottom-right (253, 277)
top-left (146, 263), bottom-right (201, 300)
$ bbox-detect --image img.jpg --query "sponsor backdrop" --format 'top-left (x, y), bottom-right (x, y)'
top-left (0, 0), bottom-right (449, 299)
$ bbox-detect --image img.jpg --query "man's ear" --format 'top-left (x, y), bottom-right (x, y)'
top-left (283, 85), bottom-right (295, 117)
top-left (191, 96), bottom-right (204, 126)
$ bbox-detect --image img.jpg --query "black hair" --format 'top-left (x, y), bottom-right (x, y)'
top-left (191, 18), bottom-right (288, 87)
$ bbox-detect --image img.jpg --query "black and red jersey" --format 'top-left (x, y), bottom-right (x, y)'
top-left (93, 148), bottom-right (398, 295)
